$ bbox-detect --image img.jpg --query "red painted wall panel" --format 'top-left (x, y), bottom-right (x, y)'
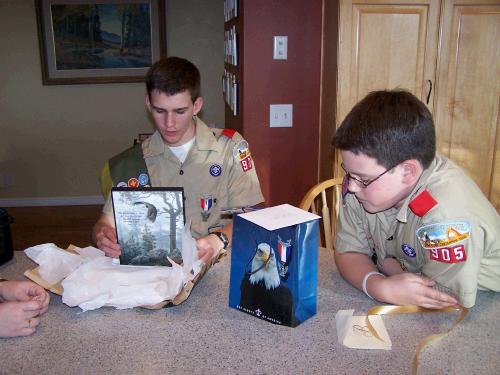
top-left (242, 0), bottom-right (322, 207)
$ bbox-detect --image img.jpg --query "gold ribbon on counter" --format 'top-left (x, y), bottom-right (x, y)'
top-left (365, 305), bottom-right (468, 375)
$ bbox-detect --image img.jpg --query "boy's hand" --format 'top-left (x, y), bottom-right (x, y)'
top-left (196, 234), bottom-right (223, 265)
top-left (94, 225), bottom-right (121, 258)
top-left (0, 281), bottom-right (50, 314)
top-left (0, 301), bottom-right (43, 337)
top-left (93, 213), bottom-right (121, 258)
top-left (375, 273), bottom-right (459, 309)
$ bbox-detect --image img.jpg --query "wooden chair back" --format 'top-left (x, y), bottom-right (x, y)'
top-left (299, 178), bottom-right (344, 251)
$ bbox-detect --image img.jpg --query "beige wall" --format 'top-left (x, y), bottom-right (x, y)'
top-left (0, 0), bottom-right (223, 205)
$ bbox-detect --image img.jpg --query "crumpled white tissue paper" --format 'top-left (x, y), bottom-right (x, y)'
top-left (24, 243), bottom-right (87, 285)
top-left (181, 219), bottom-right (203, 275)
top-left (61, 256), bottom-right (187, 310)
top-left (24, 220), bottom-right (203, 311)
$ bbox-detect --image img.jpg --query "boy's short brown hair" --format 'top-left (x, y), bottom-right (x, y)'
top-left (145, 57), bottom-right (200, 103)
top-left (333, 90), bottom-right (436, 169)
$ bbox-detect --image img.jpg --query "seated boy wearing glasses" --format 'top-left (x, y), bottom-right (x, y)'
top-left (332, 89), bottom-right (499, 309)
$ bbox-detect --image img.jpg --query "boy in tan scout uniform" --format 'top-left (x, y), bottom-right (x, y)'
top-left (93, 57), bottom-right (264, 264)
top-left (333, 90), bottom-right (499, 308)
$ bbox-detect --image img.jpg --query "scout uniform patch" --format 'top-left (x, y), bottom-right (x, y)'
top-left (200, 194), bottom-right (214, 221)
top-left (209, 164), bottom-right (222, 177)
top-left (128, 178), bottom-right (139, 188)
top-left (233, 140), bottom-right (253, 172)
top-left (401, 244), bottom-right (416, 258)
top-left (138, 173), bottom-right (149, 186)
top-left (222, 128), bottom-right (237, 138)
top-left (409, 190), bottom-right (438, 217)
top-left (416, 221), bottom-right (470, 264)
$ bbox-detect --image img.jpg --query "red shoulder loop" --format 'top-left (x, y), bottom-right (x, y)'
top-left (409, 190), bottom-right (438, 217)
top-left (221, 128), bottom-right (237, 139)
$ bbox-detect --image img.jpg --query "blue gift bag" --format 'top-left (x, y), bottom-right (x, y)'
top-left (229, 204), bottom-right (320, 327)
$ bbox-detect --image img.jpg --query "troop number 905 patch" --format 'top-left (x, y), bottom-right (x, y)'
top-left (429, 244), bottom-right (467, 263)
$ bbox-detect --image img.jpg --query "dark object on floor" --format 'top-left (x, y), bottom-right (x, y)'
top-left (0, 208), bottom-right (14, 265)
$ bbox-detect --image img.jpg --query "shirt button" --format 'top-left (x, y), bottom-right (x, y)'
top-left (179, 170), bottom-right (184, 175)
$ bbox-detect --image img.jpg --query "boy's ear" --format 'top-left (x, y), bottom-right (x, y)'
top-left (145, 94), bottom-right (152, 112)
top-left (193, 97), bottom-right (203, 116)
top-left (401, 159), bottom-right (422, 184)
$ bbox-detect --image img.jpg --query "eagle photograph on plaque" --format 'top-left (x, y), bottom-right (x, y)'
top-left (111, 187), bottom-right (185, 266)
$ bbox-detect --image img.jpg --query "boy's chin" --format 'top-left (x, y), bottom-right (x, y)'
top-left (359, 201), bottom-right (388, 214)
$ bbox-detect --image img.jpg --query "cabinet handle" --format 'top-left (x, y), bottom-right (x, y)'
top-left (426, 80), bottom-right (433, 105)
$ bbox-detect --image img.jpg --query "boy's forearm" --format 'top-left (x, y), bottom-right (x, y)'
top-left (334, 251), bottom-right (379, 289)
top-left (335, 251), bottom-right (389, 300)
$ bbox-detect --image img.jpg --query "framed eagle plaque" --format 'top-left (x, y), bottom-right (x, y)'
top-left (111, 187), bottom-right (185, 266)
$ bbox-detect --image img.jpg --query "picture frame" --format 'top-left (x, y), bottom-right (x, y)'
top-left (35, 0), bottom-right (166, 85)
top-left (111, 187), bottom-right (185, 266)
top-left (133, 132), bottom-right (153, 145)
top-left (138, 132), bottom-right (153, 142)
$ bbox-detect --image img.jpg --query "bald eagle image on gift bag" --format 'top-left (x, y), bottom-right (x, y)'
top-left (239, 241), bottom-right (297, 326)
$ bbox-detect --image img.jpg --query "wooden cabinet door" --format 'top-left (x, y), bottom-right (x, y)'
top-left (434, 0), bottom-right (500, 210)
top-left (336, 0), bottom-right (441, 175)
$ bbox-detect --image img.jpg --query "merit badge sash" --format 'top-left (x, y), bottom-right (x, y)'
top-left (109, 143), bottom-right (151, 189)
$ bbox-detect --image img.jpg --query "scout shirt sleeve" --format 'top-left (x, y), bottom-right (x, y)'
top-left (413, 159), bottom-right (500, 308)
top-left (333, 194), bottom-right (371, 255)
top-left (225, 133), bottom-right (264, 207)
top-left (418, 214), bottom-right (494, 308)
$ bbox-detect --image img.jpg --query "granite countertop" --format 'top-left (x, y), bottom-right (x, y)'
top-left (0, 249), bottom-right (498, 374)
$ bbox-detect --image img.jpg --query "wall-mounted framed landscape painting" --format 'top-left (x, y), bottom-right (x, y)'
top-left (35, 0), bottom-right (166, 85)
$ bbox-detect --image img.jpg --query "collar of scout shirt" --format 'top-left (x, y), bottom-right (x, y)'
top-left (142, 118), bottom-right (223, 159)
top-left (392, 156), bottom-right (439, 224)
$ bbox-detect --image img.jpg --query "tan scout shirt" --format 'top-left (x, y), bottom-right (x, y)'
top-left (104, 119), bottom-right (264, 239)
top-left (334, 155), bottom-right (500, 308)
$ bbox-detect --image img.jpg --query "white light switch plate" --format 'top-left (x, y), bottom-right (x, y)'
top-left (273, 36), bottom-right (288, 60)
top-left (270, 104), bottom-right (293, 127)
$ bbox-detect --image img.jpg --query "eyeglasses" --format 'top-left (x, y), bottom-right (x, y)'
top-left (341, 162), bottom-right (395, 189)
